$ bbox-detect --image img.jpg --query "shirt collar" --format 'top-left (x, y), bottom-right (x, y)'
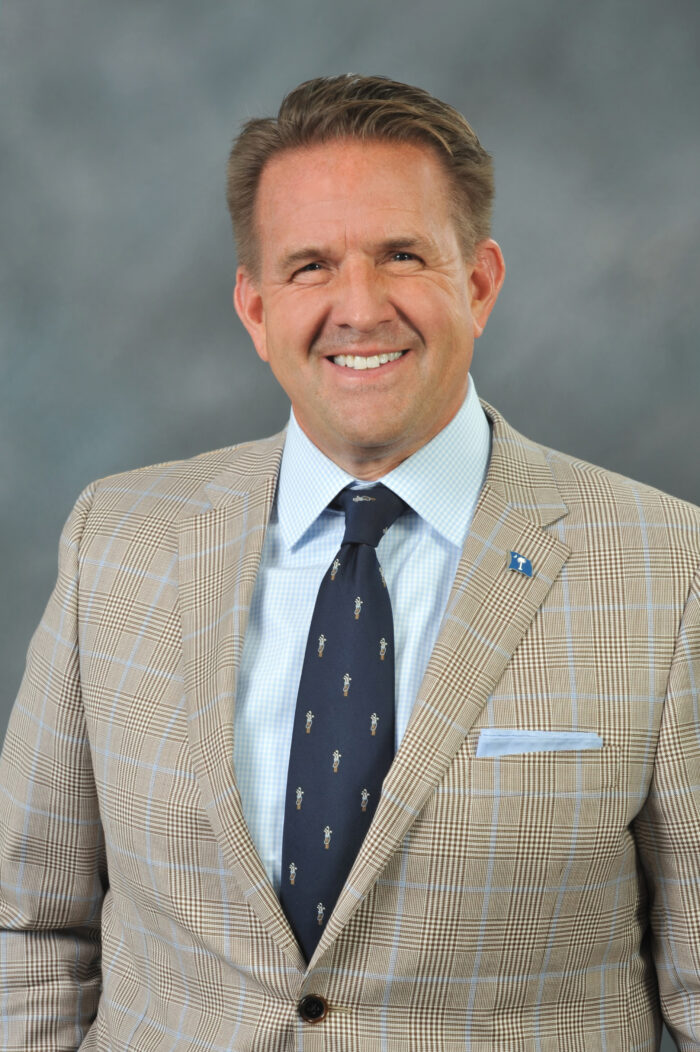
top-left (277, 377), bottom-right (491, 551)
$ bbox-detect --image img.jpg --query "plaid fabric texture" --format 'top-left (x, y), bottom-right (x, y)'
top-left (1, 401), bottom-right (700, 1051)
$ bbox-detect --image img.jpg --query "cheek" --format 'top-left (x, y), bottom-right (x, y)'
top-left (266, 296), bottom-right (325, 359)
top-left (434, 299), bottom-right (476, 364)
top-left (396, 283), bottom-right (468, 336)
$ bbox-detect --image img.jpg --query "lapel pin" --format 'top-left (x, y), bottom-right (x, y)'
top-left (509, 551), bottom-right (533, 577)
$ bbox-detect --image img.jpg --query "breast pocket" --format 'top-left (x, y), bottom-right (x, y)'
top-left (464, 736), bottom-right (623, 887)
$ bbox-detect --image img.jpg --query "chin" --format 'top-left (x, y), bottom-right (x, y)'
top-left (337, 421), bottom-right (403, 448)
top-left (334, 405), bottom-right (411, 442)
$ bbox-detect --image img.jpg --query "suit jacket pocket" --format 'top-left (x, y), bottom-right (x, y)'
top-left (462, 736), bottom-right (623, 884)
top-left (416, 736), bottom-right (623, 877)
top-left (467, 729), bottom-right (619, 790)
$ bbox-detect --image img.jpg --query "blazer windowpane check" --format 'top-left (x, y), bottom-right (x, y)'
top-left (1, 400), bottom-right (700, 1051)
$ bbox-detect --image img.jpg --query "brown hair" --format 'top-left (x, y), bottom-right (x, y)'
top-left (226, 74), bottom-right (494, 278)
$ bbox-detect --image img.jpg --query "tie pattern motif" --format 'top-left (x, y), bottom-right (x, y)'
top-left (280, 484), bottom-right (407, 960)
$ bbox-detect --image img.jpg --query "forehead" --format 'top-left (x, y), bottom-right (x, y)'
top-left (254, 139), bottom-right (455, 259)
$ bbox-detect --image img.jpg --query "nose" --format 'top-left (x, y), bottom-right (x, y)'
top-left (329, 257), bottom-right (396, 332)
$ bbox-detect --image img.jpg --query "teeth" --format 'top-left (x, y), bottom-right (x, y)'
top-left (332, 350), bottom-right (404, 370)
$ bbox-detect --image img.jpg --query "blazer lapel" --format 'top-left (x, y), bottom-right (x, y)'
top-left (176, 431), bottom-right (307, 974)
top-left (313, 402), bottom-right (572, 963)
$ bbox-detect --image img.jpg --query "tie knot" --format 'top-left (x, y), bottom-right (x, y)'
top-left (333, 484), bottom-right (407, 548)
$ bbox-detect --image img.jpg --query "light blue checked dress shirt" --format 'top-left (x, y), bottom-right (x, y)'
top-left (234, 378), bottom-right (491, 893)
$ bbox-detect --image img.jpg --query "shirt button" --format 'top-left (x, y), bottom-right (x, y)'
top-left (298, 994), bottom-right (328, 1023)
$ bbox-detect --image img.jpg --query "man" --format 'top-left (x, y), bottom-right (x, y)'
top-left (1, 74), bottom-right (699, 1050)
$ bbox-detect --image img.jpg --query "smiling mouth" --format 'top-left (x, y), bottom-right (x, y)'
top-left (330, 350), bottom-right (407, 371)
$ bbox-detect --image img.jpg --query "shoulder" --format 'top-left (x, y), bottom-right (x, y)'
top-left (74, 430), bottom-right (286, 536)
top-left (484, 399), bottom-right (700, 568)
top-left (550, 443), bottom-right (700, 563)
top-left (544, 440), bottom-right (699, 518)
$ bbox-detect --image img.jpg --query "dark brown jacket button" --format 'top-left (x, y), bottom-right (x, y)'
top-left (298, 994), bottom-right (328, 1023)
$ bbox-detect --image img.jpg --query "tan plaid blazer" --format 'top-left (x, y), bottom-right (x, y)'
top-left (2, 401), bottom-right (700, 1051)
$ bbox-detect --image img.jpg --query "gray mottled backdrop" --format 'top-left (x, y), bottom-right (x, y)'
top-left (1, 5), bottom-right (698, 1043)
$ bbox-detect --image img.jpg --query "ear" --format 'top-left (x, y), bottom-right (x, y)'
top-left (234, 267), bottom-right (269, 362)
top-left (467, 239), bottom-right (505, 338)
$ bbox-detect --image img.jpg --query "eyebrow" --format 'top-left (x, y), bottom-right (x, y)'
top-left (277, 236), bottom-right (433, 273)
top-left (278, 247), bottom-right (327, 271)
top-left (377, 237), bottom-right (425, 254)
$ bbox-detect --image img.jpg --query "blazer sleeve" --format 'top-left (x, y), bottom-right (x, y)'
top-left (633, 564), bottom-right (700, 1051)
top-left (0, 483), bottom-right (107, 1052)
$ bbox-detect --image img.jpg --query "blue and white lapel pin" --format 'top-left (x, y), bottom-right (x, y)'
top-left (508, 551), bottom-right (533, 577)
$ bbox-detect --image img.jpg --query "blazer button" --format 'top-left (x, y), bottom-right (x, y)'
top-left (298, 994), bottom-right (328, 1023)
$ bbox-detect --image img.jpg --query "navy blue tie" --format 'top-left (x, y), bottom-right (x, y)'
top-left (280, 484), bottom-right (407, 960)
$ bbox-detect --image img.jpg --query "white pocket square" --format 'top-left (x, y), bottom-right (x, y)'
top-left (476, 729), bottom-right (604, 758)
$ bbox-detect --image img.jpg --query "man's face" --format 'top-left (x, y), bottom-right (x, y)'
top-left (235, 138), bottom-right (504, 477)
